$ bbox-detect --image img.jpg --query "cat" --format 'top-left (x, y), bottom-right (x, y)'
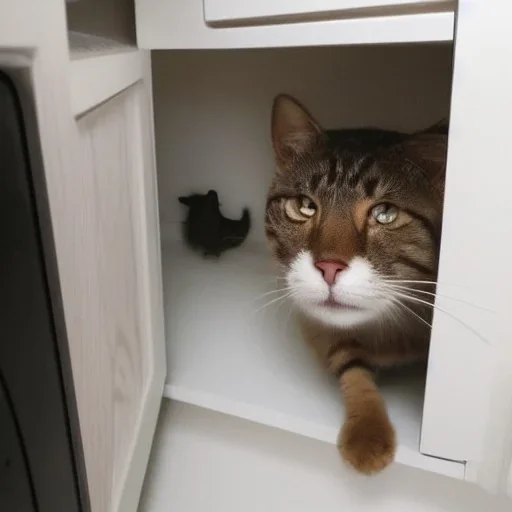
top-left (265, 94), bottom-right (447, 474)
top-left (179, 190), bottom-right (251, 257)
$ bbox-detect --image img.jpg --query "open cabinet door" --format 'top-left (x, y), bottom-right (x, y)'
top-left (70, 70), bottom-right (166, 512)
top-left (0, 1), bottom-right (166, 511)
top-left (420, 0), bottom-right (512, 497)
top-left (68, 67), bottom-right (166, 512)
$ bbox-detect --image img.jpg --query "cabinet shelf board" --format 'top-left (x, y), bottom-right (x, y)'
top-left (68, 32), bottom-right (143, 115)
top-left (136, 0), bottom-right (454, 49)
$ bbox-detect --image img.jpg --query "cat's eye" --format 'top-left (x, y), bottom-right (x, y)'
top-left (284, 196), bottom-right (317, 222)
top-left (371, 203), bottom-right (398, 225)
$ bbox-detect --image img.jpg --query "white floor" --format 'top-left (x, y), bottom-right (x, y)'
top-left (139, 400), bottom-right (512, 512)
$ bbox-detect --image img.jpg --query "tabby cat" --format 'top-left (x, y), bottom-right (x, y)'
top-left (265, 94), bottom-right (447, 474)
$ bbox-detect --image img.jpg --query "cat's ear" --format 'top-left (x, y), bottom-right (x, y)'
top-left (271, 94), bottom-right (323, 171)
top-left (179, 196), bottom-right (191, 206)
top-left (402, 132), bottom-right (447, 197)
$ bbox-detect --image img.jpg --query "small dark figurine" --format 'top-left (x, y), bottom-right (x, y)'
top-left (178, 190), bottom-right (251, 257)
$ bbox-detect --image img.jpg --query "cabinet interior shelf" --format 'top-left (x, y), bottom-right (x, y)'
top-left (136, 0), bottom-right (455, 49)
top-left (161, 242), bottom-right (465, 479)
top-left (68, 32), bottom-right (144, 116)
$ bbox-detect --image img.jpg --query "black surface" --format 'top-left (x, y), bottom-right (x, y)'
top-left (0, 72), bottom-right (89, 511)
top-left (0, 376), bottom-right (35, 511)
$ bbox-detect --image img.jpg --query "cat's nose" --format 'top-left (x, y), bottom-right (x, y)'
top-left (315, 260), bottom-right (348, 286)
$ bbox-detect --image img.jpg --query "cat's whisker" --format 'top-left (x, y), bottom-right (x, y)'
top-left (386, 289), bottom-right (491, 345)
top-left (384, 300), bottom-right (402, 331)
top-left (256, 276), bottom-right (288, 283)
top-left (389, 296), bottom-right (433, 330)
top-left (382, 283), bottom-right (495, 313)
top-left (253, 291), bottom-right (296, 315)
top-left (251, 286), bottom-right (295, 303)
top-left (381, 278), bottom-right (496, 292)
top-left (275, 292), bottom-right (294, 316)
top-left (381, 279), bottom-right (438, 286)
top-left (284, 302), bottom-right (296, 329)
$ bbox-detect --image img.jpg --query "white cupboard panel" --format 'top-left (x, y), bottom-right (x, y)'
top-left (135, 0), bottom-right (454, 49)
top-left (204, 0), bottom-right (453, 25)
top-left (47, 66), bottom-right (164, 512)
top-left (73, 87), bottom-right (151, 509)
top-left (69, 46), bottom-right (143, 116)
top-left (421, 0), bottom-right (512, 492)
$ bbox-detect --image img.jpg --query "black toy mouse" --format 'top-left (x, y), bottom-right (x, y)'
top-left (178, 190), bottom-right (251, 257)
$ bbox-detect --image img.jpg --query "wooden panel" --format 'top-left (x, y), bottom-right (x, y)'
top-left (75, 89), bottom-right (145, 502)
top-left (70, 79), bottom-right (165, 512)
top-left (114, 53), bottom-right (166, 512)
top-left (204, 0), bottom-right (452, 25)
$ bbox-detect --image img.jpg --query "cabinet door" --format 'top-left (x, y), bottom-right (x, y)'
top-left (0, 2), bottom-right (165, 511)
top-left (420, 0), bottom-right (512, 496)
top-left (204, 0), bottom-right (450, 25)
top-left (70, 78), bottom-right (165, 512)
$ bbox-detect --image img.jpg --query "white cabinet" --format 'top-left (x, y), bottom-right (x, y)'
top-left (1, 0), bottom-right (512, 511)
top-left (0, 3), bottom-right (165, 511)
top-left (203, 0), bottom-right (452, 26)
top-left (136, 0), bottom-right (454, 48)
top-left (153, 45), bottom-right (460, 478)
top-left (141, 0), bottom-right (512, 501)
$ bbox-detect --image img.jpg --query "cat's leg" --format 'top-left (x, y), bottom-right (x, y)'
top-left (328, 347), bottom-right (396, 474)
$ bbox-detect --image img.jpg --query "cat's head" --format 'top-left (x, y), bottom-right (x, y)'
top-left (265, 94), bottom-right (447, 329)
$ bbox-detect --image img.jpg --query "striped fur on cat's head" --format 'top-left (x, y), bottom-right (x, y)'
top-left (265, 94), bottom-right (447, 328)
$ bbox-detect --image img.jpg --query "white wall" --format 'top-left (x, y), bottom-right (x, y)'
top-left (152, 45), bottom-right (453, 243)
top-left (140, 401), bottom-right (511, 512)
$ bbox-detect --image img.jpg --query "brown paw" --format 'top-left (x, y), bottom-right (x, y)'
top-left (338, 407), bottom-right (396, 475)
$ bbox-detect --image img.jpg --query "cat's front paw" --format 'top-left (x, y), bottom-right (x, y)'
top-left (338, 406), bottom-right (396, 475)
